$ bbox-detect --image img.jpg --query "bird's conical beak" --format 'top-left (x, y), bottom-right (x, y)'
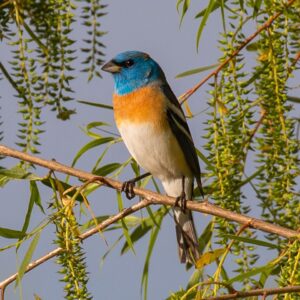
top-left (101, 60), bottom-right (121, 73)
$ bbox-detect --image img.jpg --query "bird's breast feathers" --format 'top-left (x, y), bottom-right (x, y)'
top-left (113, 85), bottom-right (192, 180)
top-left (113, 84), bottom-right (167, 127)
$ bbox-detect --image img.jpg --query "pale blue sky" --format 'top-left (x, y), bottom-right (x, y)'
top-left (0, 1), bottom-right (299, 299)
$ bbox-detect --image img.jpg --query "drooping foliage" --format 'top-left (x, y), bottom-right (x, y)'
top-left (0, 0), bottom-right (106, 153)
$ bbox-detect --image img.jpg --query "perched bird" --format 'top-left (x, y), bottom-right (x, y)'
top-left (102, 51), bottom-right (203, 264)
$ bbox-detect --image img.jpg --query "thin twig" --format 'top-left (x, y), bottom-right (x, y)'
top-left (0, 199), bottom-right (150, 296)
top-left (179, 0), bottom-right (297, 104)
top-left (201, 285), bottom-right (300, 300)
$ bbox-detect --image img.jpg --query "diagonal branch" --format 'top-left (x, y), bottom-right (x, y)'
top-left (0, 143), bottom-right (299, 296)
top-left (179, 0), bottom-right (297, 104)
top-left (0, 199), bottom-right (150, 296)
top-left (0, 144), bottom-right (298, 240)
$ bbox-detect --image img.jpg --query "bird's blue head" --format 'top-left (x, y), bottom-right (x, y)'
top-left (101, 51), bottom-right (166, 95)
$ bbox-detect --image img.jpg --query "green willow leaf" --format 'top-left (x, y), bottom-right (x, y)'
top-left (195, 0), bottom-right (228, 18)
top-left (287, 95), bottom-right (300, 103)
top-left (196, 0), bottom-right (216, 51)
top-left (121, 207), bottom-right (168, 254)
top-left (78, 100), bottom-right (113, 110)
top-left (117, 191), bottom-right (136, 255)
top-left (93, 163), bottom-right (122, 176)
top-left (252, 0), bottom-right (263, 17)
top-left (177, 0), bottom-right (191, 25)
top-left (0, 227), bottom-right (26, 239)
top-left (186, 269), bottom-right (202, 291)
top-left (196, 148), bottom-right (215, 173)
top-left (80, 215), bottom-right (110, 231)
top-left (141, 213), bottom-right (164, 300)
top-left (17, 181), bottom-right (40, 249)
top-left (240, 62), bottom-right (269, 88)
top-left (71, 137), bottom-right (115, 167)
top-left (258, 265), bottom-right (280, 288)
top-left (198, 221), bottom-right (214, 253)
top-left (221, 234), bottom-right (279, 249)
top-left (176, 64), bottom-right (218, 78)
top-left (41, 178), bottom-right (84, 202)
top-left (238, 166), bottom-right (265, 188)
top-left (227, 262), bottom-right (275, 284)
top-left (0, 166), bottom-right (40, 184)
top-left (246, 41), bottom-right (260, 51)
top-left (16, 231), bottom-right (41, 286)
top-left (86, 121), bottom-right (110, 129)
top-left (31, 181), bottom-right (44, 213)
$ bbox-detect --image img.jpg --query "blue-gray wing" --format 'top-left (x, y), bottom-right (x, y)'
top-left (160, 84), bottom-right (203, 196)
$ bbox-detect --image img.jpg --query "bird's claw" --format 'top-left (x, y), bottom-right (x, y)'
top-left (175, 191), bottom-right (187, 213)
top-left (121, 180), bottom-right (136, 200)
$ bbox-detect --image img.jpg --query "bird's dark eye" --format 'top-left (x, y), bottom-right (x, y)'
top-left (123, 59), bottom-right (134, 68)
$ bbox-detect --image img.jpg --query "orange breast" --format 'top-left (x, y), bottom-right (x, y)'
top-left (113, 85), bottom-right (168, 131)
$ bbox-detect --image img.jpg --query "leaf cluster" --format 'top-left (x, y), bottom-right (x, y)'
top-left (0, 0), bottom-right (106, 153)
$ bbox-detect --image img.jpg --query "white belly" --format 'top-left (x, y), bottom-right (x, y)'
top-left (118, 122), bottom-right (192, 182)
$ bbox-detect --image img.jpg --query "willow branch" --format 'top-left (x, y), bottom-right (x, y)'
top-left (0, 143), bottom-right (299, 295)
top-left (0, 144), bottom-right (298, 240)
top-left (179, 0), bottom-right (297, 104)
top-left (201, 285), bottom-right (300, 300)
top-left (0, 199), bottom-right (150, 296)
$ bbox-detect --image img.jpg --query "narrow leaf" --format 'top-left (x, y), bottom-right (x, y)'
top-left (93, 163), bottom-right (121, 176)
top-left (71, 137), bottom-right (115, 167)
top-left (141, 215), bottom-right (164, 300)
top-left (196, 148), bottom-right (215, 172)
top-left (17, 181), bottom-right (41, 249)
top-left (16, 232), bottom-right (41, 286)
top-left (117, 191), bottom-right (136, 254)
top-left (186, 269), bottom-right (203, 290)
top-left (287, 95), bottom-right (300, 103)
top-left (0, 166), bottom-right (40, 184)
top-left (41, 178), bottom-right (84, 202)
top-left (221, 234), bottom-right (279, 249)
top-left (198, 221), bottom-right (214, 253)
top-left (240, 62), bottom-right (269, 88)
top-left (228, 263), bottom-right (274, 284)
top-left (196, 0), bottom-right (216, 51)
top-left (0, 227), bottom-right (26, 239)
top-left (121, 207), bottom-right (168, 254)
top-left (178, 0), bottom-right (191, 25)
top-left (195, 0), bottom-right (228, 18)
top-left (78, 100), bottom-right (113, 110)
top-left (252, 0), bottom-right (263, 17)
top-left (176, 64), bottom-right (218, 78)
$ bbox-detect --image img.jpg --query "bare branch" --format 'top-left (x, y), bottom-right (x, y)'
top-left (179, 0), bottom-right (297, 104)
top-left (201, 285), bottom-right (300, 300)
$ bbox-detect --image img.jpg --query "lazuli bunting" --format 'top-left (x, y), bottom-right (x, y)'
top-left (102, 51), bottom-right (203, 264)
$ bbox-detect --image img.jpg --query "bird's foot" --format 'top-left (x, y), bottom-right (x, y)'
top-left (121, 173), bottom-right (151, 200)
top-left (121, 180), bottom-right (136, 200)
top-left (175, 190), bottom-right (187, 213)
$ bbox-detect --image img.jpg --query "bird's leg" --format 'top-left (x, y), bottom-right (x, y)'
top-left (121, 172), bottom-right (151, 200)
top-left (175, 176), bottom-right (187, 212)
